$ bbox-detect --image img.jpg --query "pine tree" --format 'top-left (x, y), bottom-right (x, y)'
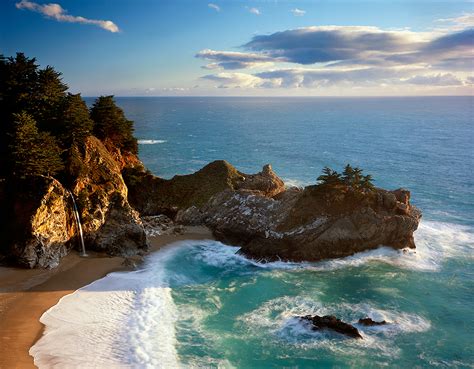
top-left (317, 166), bottom-right (342, 186)
top-left (342, 164), bottom-right (354, 185)
top-left (60, 93), bottom-right (94, 146)
top-left (34, 66), bottom-right (68, 133)
top-left (360, 174), bottom-right (375, 191)
top-left (91, 96), bottom-right (138, 153)
top-left (9, 112), bottom-right (64, 178)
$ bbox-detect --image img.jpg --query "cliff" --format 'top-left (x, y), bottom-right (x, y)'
top-left (0, 137), bottom-right (148, 268)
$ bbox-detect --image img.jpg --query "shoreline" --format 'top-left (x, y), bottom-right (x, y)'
top-left (0, 227), bottom-right (214, 369)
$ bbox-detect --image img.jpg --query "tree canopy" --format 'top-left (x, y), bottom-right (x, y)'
top-left (317, 164), bottom-right (375, 192)
top-left (91, 96), bottom-right (138, 154)
top-left (0, 52), bottom-right (138, 181)
top-left (9, 112), bottom-right (64, 178)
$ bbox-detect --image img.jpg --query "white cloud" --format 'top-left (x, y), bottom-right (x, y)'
top-left (248, 7), bottom-right (260, 15)
top-left (291, 8), bottom-right (306, 16)
top-left (15, 0), bottom-right (119, 32)
top-left (197, 16), bottom-right (473, 93)
top-left (196, 49), bottom-right (274, 69)
top-left (208, 3), bottom-right (220, 12)
top-left (202, 72), bottom-right (264, 88)
top-left (403, 73), bottom-right (463, 86)
top-left (437, 13), bottom-right (474, 30)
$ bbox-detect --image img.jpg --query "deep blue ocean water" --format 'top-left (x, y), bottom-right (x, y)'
top-left (33, 97), bottom-right (474, 368)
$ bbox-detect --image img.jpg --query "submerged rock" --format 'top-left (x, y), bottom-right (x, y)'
top-left (358, 317), bottom-right (388, 326)
top-left (299, 315), bottom-right (363, 339)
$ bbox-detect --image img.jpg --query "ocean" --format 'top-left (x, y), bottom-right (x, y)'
top-left (31, 97), bottom-right (473, 368)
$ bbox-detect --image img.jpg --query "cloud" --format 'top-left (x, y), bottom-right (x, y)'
top-left (15, 0), bottom-right (119, 32)
top-left (244, 26), bottom-right (427, 64)
top-left (196, 49), bottom-right (274, 70)
top-left (436, 13), bottom-right (474, 30)
top-left (208, 3), bottom-right (220, 12)
top-left (202, 67), bottom-right (467, 90)
top-left (197, 18), bottom-right (474, 91)
top-left (291, 8), bottom-right (306, 16)
top-left (403, 73), bottom-right (463, 86)
top-left (248, 7), bottom-right (260, 15)
top-left (202, 72), bottom-right (264, 88)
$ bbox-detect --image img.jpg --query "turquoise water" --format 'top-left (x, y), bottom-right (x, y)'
top-left (34, 97), bottom-right (473, 368)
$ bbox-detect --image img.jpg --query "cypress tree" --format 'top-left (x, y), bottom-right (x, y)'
top-left (60, 93), bottom-right (94, 146)
top-left (9, 112), bottom-right (64, 178)
top-left (90, 96), bottom-right (138, 154)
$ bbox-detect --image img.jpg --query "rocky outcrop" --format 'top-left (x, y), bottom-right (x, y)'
top-left (178, 175), bottom-right (421, 262)
top-left (299, 315), bottom-right (363, 339)
top-left (1, 136), bottom-right (148, 268)
top-left (4, 177), bottom-right (76, 268)
top-left (71, 136), bottom-right (147, 256)
top-left (358, 318), bottom-right (388, 326)
top-left (124, 160), bottom-right (285, 216)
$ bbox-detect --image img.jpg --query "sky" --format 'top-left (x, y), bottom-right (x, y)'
top-left (1, 0), bottom-right (473, 96)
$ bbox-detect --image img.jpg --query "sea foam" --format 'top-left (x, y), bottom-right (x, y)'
top-left (30, 245), bottom-right (185, 368)
top-left (138, 139), bottom-right (167, 144)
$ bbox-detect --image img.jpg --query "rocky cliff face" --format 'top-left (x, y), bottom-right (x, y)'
top-left (71, 137), bottom-right (147, 256)
top-left (178, 177), bottom-right (421, 262)
top-left (4, 177), bottom-right (76, 268)
top-left (1, 136), bottom-right (148, 268)
top-left (124, 160), bottom-right (285, 216)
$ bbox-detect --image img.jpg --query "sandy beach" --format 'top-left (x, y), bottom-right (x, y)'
top-left (0, 227), bottom-right (213, 369)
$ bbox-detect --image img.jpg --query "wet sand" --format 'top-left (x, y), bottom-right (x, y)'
top-left (0, 227), bottom-right (213, 369)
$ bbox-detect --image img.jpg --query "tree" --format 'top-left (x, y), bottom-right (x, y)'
top-left (342, 164), bottom-right (354, 185)
top-left (34, 66), bottom-right (68, 133)
top-left (59, 93), bottom-right (94, 146)
top-left (360, 174), bottom-right (375, 191)
top-left (90, 96), bottom-right (138, 153)
top-left (9, 112), bottom-right (64, 178)
top-left (317, 166), bottom-right (342, 186)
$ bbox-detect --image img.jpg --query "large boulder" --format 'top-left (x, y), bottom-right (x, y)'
top-left (3, 177), bottom-right (75, 268)
top-left (124, 160), bottom-right (285, 216)
top-left (71, 136), bottom-right (148, 255)
top-left (178, 180), bottom-right (421, 262)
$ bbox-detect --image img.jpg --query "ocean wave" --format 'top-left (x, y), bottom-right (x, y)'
top-left (237, 296), bottom-right (430, 358)
top-left (187, 219), bottom-right (473, 274)
top-left (30, 245), bottom-right (184, 368)
top-left (138, 139), bottom-right (167, 144)
top-left (283, 178), bottom-right (308, 188)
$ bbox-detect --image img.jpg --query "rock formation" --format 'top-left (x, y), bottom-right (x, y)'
top-left (124, 160), bottom-right (285, 216)
top-left (177, 171), bottom-right (421, 262)
top-left (358, 318), bottom-right (388, 326)
top-left (1, 137), bottom-right (148, 268)
top-left (71, 137), bottom-right (147, 256)
top-left (2, 177), bottom-right (76, 268)
top-left (299, 315), bottom-right (363, 339)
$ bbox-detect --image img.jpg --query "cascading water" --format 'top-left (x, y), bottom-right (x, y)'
top-left (68, 190), bottom-right (88, 257)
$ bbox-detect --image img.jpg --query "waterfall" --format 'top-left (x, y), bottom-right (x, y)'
top-left (68, 190), bottom-right (88, 257)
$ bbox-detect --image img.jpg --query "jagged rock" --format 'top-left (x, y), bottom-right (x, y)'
top-left (358, 318), bottom-right (388, 326)
top-left (72, 136), bottom-right (148, 256)
top-left (5, 177), bottom-right (76, 268)
top-left (299, 315), bottom-right (363, 339)
top-left (124, 160), bottom-right (285, 216)
top-left (141, 215), bottom-right (175, 236)
top-left (178, 177), bottom-right (421, 262)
